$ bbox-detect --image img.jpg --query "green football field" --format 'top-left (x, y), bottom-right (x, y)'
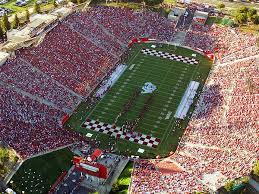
top-left (66, 43), bottom-right (212, 158)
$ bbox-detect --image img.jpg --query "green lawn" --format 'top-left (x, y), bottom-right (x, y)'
top-left (163, 0), bottom-right (176, 4)
top-left (66, 43), bottom-right (212, 158)
top-left (100, 2), bottom-right (141, 10)
top-left (111, 162), bottom-right (133, 194)
top-left (9, 148), bottom-right (73, 194)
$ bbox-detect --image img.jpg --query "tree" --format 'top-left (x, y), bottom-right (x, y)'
top-left (234, 13), bottom-right (248, 24)
top-left (77, 0), bottom-right (81, 4)
top-left (251, 15), bottom-right (259, 25)
top-left (34, 3), bottom-right (41, 13)
top-left (241, 176), bottom-right (249, 184)
top-left (0, 150), bottom-right (9, 177)
top-left (25, 9), bottom-right (30, 23)
top-left (12, 14), bottom-right (19, 29)
top-left (2, 13), bottom-right (11, 31)
top-left (247, 8), bottom-right (257, 21)
top-left (224, 180), bottom-right (234, 191)
top-left (0, 148), bottom-right (9, 168)
top-left (238, 6), bottom-right (249, 14)
top-left (111, 182), bottom-right (120, 193)
top-left (217, 3), bottom-right (225, 10)
top-left (0, 24), bottom-right (4, 41)
top-left (253, 160), bottom-right (259, 176)
top-left (53, 0), bottom-right (58, 7)
top-left (144, 0), bottom-right (163, 6)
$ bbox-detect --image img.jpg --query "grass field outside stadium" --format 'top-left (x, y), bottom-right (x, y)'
top-left (9, 148), bottom-right (73, 194)
top-left (66, 43), bottom-right (212, 158)
top-left (110, 162), bottom-right (134, 194)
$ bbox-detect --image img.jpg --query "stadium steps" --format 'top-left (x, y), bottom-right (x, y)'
top-left (217, 54), bottom-right (259, 66)
top-left (0, 80), bottom-right (67, 114)
top-left (171, 31), bottom-right (187, 45)
top-left (19, 58), bottom-right (85, 101)
top-left (184, 142), bottom-right (223, 151)
top-left (248, 177), bottom-right (259, 193)
top-left (92, 18), bottom-right (128, 49)
top-left (220, 80), bottom-right (236, 125)
top-left (64, 23), bottom-right (120, 59)
top-left (19, 58), bottom-right (84, 112)
top-left (176, 8), bottom-right (195, 31)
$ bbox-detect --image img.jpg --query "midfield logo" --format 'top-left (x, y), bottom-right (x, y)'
top-left (141, 82), bottom-right (157, 94)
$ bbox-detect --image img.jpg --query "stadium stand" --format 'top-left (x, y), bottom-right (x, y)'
top-left (129, 3), bottom-right (259, 192)
top-left (0, 6), bottom-right (176, 159)
top-left (0, 4), bottom-right (258, 192)
top-left (184, 23), bottom-right (259, 62)
top-left (129, 57), bottom-right (259, 192)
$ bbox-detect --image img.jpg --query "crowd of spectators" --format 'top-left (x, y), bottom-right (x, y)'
top-left (87, 6), bottom-right (176, 43)
top-left (129, 6), bottom-right (258, 192)
top-left (0, 6), bottom-right (176, 159)
top-left (131, 160), bottom-right (208, 193)
top-left (129, 5), bottom-right (258, 190)
top-left (1, 5), bottom-right (258, 192)
top-left (17, 23), bottom-right (116, 98)
top-left (0, 85), bottom-right (87, 158)
top-left (0, 58), bottom-right (82, 113)
top-left (184, 22), bottom-right (259, 63)
top-left (130, 56), bottom-right (258, 192)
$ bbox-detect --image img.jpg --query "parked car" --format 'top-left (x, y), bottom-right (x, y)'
top-left (0, 0), bottom-right (8, 5)
top-left (55, 0), bottom-right (65, 4)
top-left (15, 0), bottom-right (29, 6)
top-left (36, 0), bottom-right (48, 4)
top-left (0, 7), bottom-right (12, 16)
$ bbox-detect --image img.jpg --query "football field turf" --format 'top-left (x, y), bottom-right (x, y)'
top-left (66, 43), bottom-right (212, 158)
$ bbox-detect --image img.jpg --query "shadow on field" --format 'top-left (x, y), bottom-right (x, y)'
top-left (195, 84), bottom-right (223, 119)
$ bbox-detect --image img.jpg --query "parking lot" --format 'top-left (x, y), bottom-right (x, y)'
top-left (0, 6), bottom-right (12, 16)
top-left (0, 0), bottom-right (55, 16)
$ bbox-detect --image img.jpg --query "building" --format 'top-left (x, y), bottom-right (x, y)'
top-left (168, 7), bottom-right (186, 21)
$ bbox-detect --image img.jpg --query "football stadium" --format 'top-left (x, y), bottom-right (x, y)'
top-left (0, 1), bottom-right (258, 194)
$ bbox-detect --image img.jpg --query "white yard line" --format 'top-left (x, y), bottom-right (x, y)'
top-left (86, 46), bottom-right (142, 119)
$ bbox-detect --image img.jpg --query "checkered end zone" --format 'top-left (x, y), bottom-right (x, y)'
top-left (141, 48), bottom-right (199, 65)
top-left (82, 118), bottom-right (160, 148)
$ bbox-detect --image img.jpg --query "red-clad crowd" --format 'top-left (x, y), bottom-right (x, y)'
top-left (0, 6), bottom-right (176, 159)
top-left (184, 22), bottom-right (259, 63)
top-left (0, 84), bottom-right (86, 158)
top-left (131, 160), bottom-right (208, 193)
top-left (87, 6), bottom-right (176, 43)
top-left (130, 57), bottom-right (258, 193)
top-left (0, 5), bottom-right (258, 192)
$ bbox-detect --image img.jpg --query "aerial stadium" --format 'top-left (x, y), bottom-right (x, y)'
top-left (0, 1), bottom-right (258, 194)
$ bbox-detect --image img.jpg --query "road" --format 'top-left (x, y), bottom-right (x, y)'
top-left (194, 0), bottom-right (259, 10)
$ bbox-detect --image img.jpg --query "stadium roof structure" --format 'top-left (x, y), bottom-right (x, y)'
top-left (7, 14), bottom-right (57, 41)
top-left (0, 51), bottom-right (10, 67)
top-left (193, 10), bottom-right (209, 23)
top-left (51, 7), bottom-right (73, 18)
top-left (90, 149), bottom-right (103, 161)
top-left (168, 7), bottom-right (186, 21)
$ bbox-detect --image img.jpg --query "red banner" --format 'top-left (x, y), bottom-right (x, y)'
top-left (48, 171), bottom-right (67, 194)
top-left (61, 114), bottom-right (69, 126)
top-left (73, 156), bottom-right (108, 179)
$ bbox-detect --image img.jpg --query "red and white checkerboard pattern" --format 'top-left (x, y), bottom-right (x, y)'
top-left (142, 48), bottom-right (199, 65)
top-left (82, 118), bottom-right (160, 148)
